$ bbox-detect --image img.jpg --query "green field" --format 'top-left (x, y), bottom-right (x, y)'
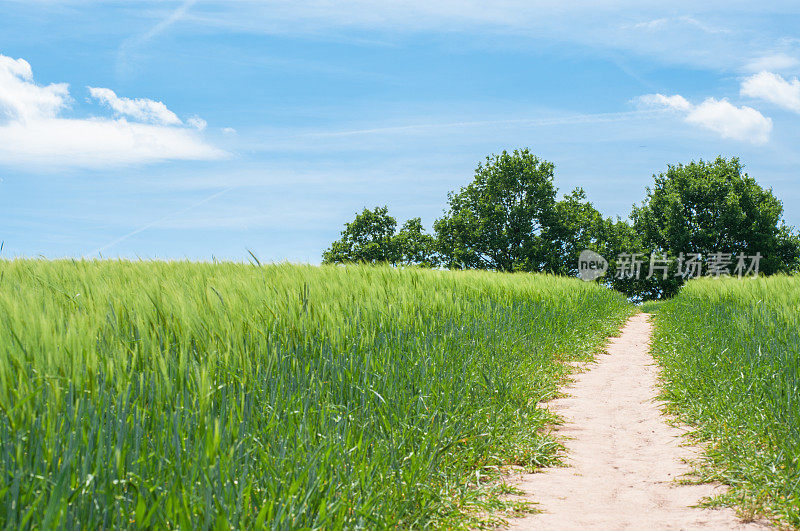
top-left (0, 260), bottom-right (630, 529)
top-left (650, 276), bottom-right (800, 525)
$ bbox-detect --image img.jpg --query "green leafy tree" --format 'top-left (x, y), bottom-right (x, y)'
top-left (323, 206), bottom-right (399, 264)
top-left (323, 208), bottom-right (438, 266)
top-left (630, 157), bottom-right (800, 298)
top-left (434, 149), bottom-right (558, 271)
top-left (542, 188), bottom-right (613, 275)
top-left (542, 189), bottom-right (655, 298)
top-left (601, 220), bottom-right (655, 300)
top-left (393, 218), bottom-right (439, 267)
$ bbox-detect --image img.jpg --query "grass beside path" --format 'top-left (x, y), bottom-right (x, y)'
top-left (0, 261), bottom-right (631, 529)
top-left (649, 276), bottom-right (800, 526)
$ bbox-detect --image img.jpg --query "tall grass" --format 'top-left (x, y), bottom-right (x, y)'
top-left (650, 276), bottom-right (800, 525)
top-left (0, 260), bottom-right (630, 529)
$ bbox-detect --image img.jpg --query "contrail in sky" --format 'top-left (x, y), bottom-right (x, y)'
top-left (308, 109), bottom-right (665, 138)
top-left (116, 0), bottom-right (199, 76)
top-left (84, 186), bottom-right (235, 258)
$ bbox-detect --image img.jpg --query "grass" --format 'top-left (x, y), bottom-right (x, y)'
top-left (639, 299), bottom-right (665, 314)
top-left (649, 275), bottom-right (800, 526)
top-left (0, 260), bottom-right (631, 529)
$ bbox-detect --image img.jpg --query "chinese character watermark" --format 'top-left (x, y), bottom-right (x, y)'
top-left (615, 253), bottom-right (644, 279)
top-left (578, 250), bottom-right (761, 281)
top-left (676, 252), bottom-right (703, 278)
top-left (647, 253), bottom-right (671, 280)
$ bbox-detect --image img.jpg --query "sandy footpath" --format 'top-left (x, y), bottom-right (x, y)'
top-left (507, 313), bottom-right (768, 530)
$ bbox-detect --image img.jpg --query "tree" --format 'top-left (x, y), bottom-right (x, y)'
top-left (434, 149), bottom-right (558, 272)
top-left (322, 206), bottom-right (399, 264)
top-left (542, 188), bottom-right (613, 275)
top-left (393, 218), bottom-right (439, 267)
top-left (601, 220), bottom-right (656, 301)
top-left (541, 188), bottom-right (658, 299)
top-left (630, 157), bottom-right (800, 297)
top-left (322, 207), bottom-right (438, 266)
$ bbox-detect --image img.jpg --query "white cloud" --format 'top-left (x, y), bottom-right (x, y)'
top-left (638, 92), bottom-right (772, 144)
top-left (187, 115), bottom-right (207, 130)
top-left (740, 71), bottom-right (800, 113)
top-left (0, 53), bottom-right (224, 167)
top-left (631, 18), bottom-right (668, 30)
top-left (88, 86), bottom-right (182, 125)
top-left (222, 127), bottom-right (237, 136)
top-left (0, 55), bottom-right (69, 122)
top-left (0, 118), bottom-right (224, 167)
top-left (743, 54), bottom-right (800, 73)
top-left (686, 98), bottom-right (771, 144)
top-left (637, 93), bottom-right (692, 112)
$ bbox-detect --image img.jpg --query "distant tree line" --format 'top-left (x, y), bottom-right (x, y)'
top-left (322, 148), bottom-right (800, 299)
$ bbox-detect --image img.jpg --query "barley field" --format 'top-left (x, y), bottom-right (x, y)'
top-left (650, 276), bottom-right (800, 525)
top-left (0, 260), bottom-right (630, 529)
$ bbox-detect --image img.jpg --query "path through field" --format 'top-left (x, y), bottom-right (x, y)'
top-left (508, 313), bottom-right (767, 530)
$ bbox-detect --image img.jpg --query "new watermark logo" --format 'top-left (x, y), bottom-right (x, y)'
top-left (578, 250), bottom-right (609, 281)
top-left (578, 250), bottom-right (761, 281)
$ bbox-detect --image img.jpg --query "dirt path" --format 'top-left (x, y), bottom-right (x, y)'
top-left (507, 313), bottom-right (767, 530)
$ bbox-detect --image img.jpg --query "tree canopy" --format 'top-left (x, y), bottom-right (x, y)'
top-left (434, 149), bottom-right (557, 272)
top-left (322, 207), bottom-right (437, 267)
top-left (322, 206), bottom-right (398, 265)
top-left (631, 157), bottom-right (800, 297)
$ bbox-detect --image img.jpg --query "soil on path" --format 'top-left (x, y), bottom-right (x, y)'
top-left (507, 313), bottom-right (768, 530)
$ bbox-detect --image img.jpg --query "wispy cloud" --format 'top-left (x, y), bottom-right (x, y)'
top-left (678, 15), bottom-right (730, 35)
top-left (638, 92), bottom-right (772, 144)
top-left (630, 18), bottom-right (669, 30)
top-left (187, 115), bottom-right (207, 130)
top-left (0, 53), bottom-right (224, 167)
top-left (10, 1), bottom-right (800, 75)
top-left (741, 71), bottom-right (800, 113)
top-left (629, 16), bottom-right (729, 34)
top-left (176, 1), bottom-right (799, 72)
top-left (743, 54), bottom-right (800, 73)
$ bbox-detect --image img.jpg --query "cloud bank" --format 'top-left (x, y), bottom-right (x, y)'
top-left (638, 93), bottom-right (772, 144)
top-left (0, 53), bottom-right (225, 167)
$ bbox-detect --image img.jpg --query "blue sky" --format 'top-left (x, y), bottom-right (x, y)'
top-left (2, 1), bottom-right (800, 262)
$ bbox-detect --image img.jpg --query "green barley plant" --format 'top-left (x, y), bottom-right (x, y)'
top-left (650, 275), bottom-right (800, 525)
top-left (0, 260), bottom-right (630, 529)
